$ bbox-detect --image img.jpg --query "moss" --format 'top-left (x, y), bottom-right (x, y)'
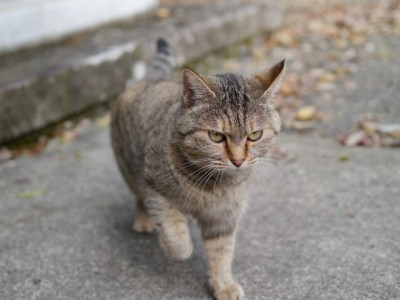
top-left (2, 103), bottom-right (110, 150)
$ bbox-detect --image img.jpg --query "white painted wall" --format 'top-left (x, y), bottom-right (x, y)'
top-left (0, 0), bottom-right (158, 52)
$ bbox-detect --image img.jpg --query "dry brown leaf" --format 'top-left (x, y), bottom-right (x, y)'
top-left (319, 72), bottom-right (336, 83)
top-left (60, 131), bottom-right (76, 144)
top-left (155, 7), bottom-right (171, 19)
top-left (0, 147), bottom-right (13, 162)
top-left (344, 131), bottom-right (366, 147)
top-left (376, 124), bottom-right (400, 138)
top-left (292, 120), bottom-right (317, 131)
top-left (296, 106), bottom-right (317, 122)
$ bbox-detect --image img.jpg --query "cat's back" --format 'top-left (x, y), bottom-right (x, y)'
top-left (114, 80), bottom-right (181, 129)
top-left (111, 79), bottom-right (182, 190)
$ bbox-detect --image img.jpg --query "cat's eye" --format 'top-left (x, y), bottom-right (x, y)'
top-left (247, 130), bottom-right (263, 142)
top-left (208, 131), bottom-right (225, 143)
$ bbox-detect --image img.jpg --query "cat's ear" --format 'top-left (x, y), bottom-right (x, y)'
top-left (182, 68), bottom-right (216, 107)
top-left (255, 59), bottom-right (286, 101)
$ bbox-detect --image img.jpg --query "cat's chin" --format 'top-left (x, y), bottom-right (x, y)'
top-left (224, 165), bottom-right (250, 173)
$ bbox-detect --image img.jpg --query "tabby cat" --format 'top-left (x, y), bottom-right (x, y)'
top-left (111, 38), bottom-right (285, 299)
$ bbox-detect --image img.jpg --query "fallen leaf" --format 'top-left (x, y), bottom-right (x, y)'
top-left (251, 47), bottom-right (266, 60)
top-left (333, 38), bottom-right (349, 49)
top-left (344, 81), bottom-right (357, 90)
top-left (155, 7), bottom-right (171, 19)
top-left (359, 121), bottom-right (378, 135)
top-left (296, 106), bottom-right (317, 121)
top-left (15, 177), bottom-right (30, 184)
top-left (319, 72), bottom-right (336, 83)
top-left (351, 33), bottom-right (366, 45)
top-left (344, 131), bottom-right (366, 147)
top-left (307, 20), bottom-right (325, 32)
top-left (360, 136), bottom-right (376, 147)
top-left (0, 147), bottom-right (13, 162)
top-left (309, 68), bottom-right (325, 79)
top-left (338, 154), bottom-right (349, 162)
top-left (380, 136), bottom-right (400, 147)
top-left (274, 30), bottom-right (298, 47)
top-left (376, 124), bottom-right (400, 138)
top-left (75, 149), bottom-right (83, 160)
top-left (335, 66), bottom-right (348, 77)
top-left (316, 82), bottom-right (335, 92)
top-left (17, 189), bottom-right (44, 199)
top-left (60, 131), bottom-right (76, 144)
top-left (292, 120), bottom-right (317, 131)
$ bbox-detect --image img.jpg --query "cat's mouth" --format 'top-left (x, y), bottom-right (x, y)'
top-left (226, 164), bottom-right (249, 172)
top-left (213, 160), bottom-right (250, 172)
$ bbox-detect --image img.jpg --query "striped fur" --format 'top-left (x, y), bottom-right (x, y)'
top-left (111, 39), bottom-right (285, 299)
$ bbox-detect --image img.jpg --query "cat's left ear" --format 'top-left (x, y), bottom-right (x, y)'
top-left (255, 59), bottom-right (286, 101)
top-left (182, 68), bottom-right (216, 107)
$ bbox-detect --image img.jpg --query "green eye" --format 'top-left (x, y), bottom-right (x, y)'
top-left (208, 131), bottom-right (225, 143)
top-left (248, 130), bottom-right (263, 141)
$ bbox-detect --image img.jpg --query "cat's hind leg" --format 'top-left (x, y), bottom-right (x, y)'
top-left (133, 197), bottom-right (155, 234)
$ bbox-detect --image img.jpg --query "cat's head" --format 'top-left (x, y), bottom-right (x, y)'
top-left (175, 60), bottom-right (285, 173)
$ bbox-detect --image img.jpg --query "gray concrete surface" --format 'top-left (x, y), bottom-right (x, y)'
top-left (1, 126), bottom-right (399, 299)
top-left (0, 2), bottom-right (281, 144)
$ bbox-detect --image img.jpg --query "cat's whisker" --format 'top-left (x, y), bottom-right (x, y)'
top-left (170, 161), bottom-right (226, 204)
top-left (199, 169), bottom-right (219, 203)
top-left (258, 157), bottom-right (280, 163)
top-left (187, 169), bottom-right (215, 209)
top-left (149, 164), bottom-right (213, 203)
top-left (251, 166), bottom-right (263, 188)
top-left (255, 163), bottom-right (279, 174)
top-left (180, 157), bottom-right (212, 166)
top-left (265, 153), bottom-right (284, 158)
top-left (256, 158), bottom-right (280, 166)
top-left (154, 160), bottom-right (212, 180)
top-left (173, 165), bottom-right (213, 202)
top-left (255, 158), bottom-right (280, 168)
top-left (183, 166), bottom-right (213, 208)
top-left (213, 170), bottom-right (223, 191)
top-left (254, 166), bottom-right (278, 178)
top-left (253, 163), bottom-right (276, 185)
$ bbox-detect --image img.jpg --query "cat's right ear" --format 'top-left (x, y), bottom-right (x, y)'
top-left (182, 68), bottom-right (216, 107)
top-left (255, 59), bottom-right (286, 101)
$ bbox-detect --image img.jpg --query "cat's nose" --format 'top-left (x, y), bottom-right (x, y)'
top-left (231, 159), bottom-right (245, 168)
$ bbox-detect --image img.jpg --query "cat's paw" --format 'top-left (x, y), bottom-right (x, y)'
top-left (214, 283), bottom-right (244, 300)
top-left (159, 220), bottom-right (193, 261)
top-left (133, 213), bottom-right (155, 234)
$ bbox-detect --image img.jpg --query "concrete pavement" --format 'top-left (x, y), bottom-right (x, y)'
top-left (1, 125), bottom-right (399, 299)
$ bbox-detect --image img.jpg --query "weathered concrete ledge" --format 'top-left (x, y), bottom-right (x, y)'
top-left (0, 3), bottom-right (282, 144)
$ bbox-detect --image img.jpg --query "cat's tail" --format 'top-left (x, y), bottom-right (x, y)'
top-left (146, 38), bottom-right (175, 80)
top-left (127, 38), bottom-right (175, 85)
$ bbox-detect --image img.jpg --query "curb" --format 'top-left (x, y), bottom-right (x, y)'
top-left (0, 3), bottom-right (282, 144)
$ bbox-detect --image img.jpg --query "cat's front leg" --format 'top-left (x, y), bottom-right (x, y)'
top-left (204, 234), bottom-right (244, 300)
top-left (146, 188), bottom-right (193, 261)
top-left (133, 197), bottom-right (155, 233)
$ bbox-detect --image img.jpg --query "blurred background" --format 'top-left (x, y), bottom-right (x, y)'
top-left (1, 0), bottom-right (399, 299)
top-left (0, 0), bottom-right (399, 158)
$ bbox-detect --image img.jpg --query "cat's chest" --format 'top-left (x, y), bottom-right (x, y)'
top-left (173, 180), bottom-right (246, 215)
